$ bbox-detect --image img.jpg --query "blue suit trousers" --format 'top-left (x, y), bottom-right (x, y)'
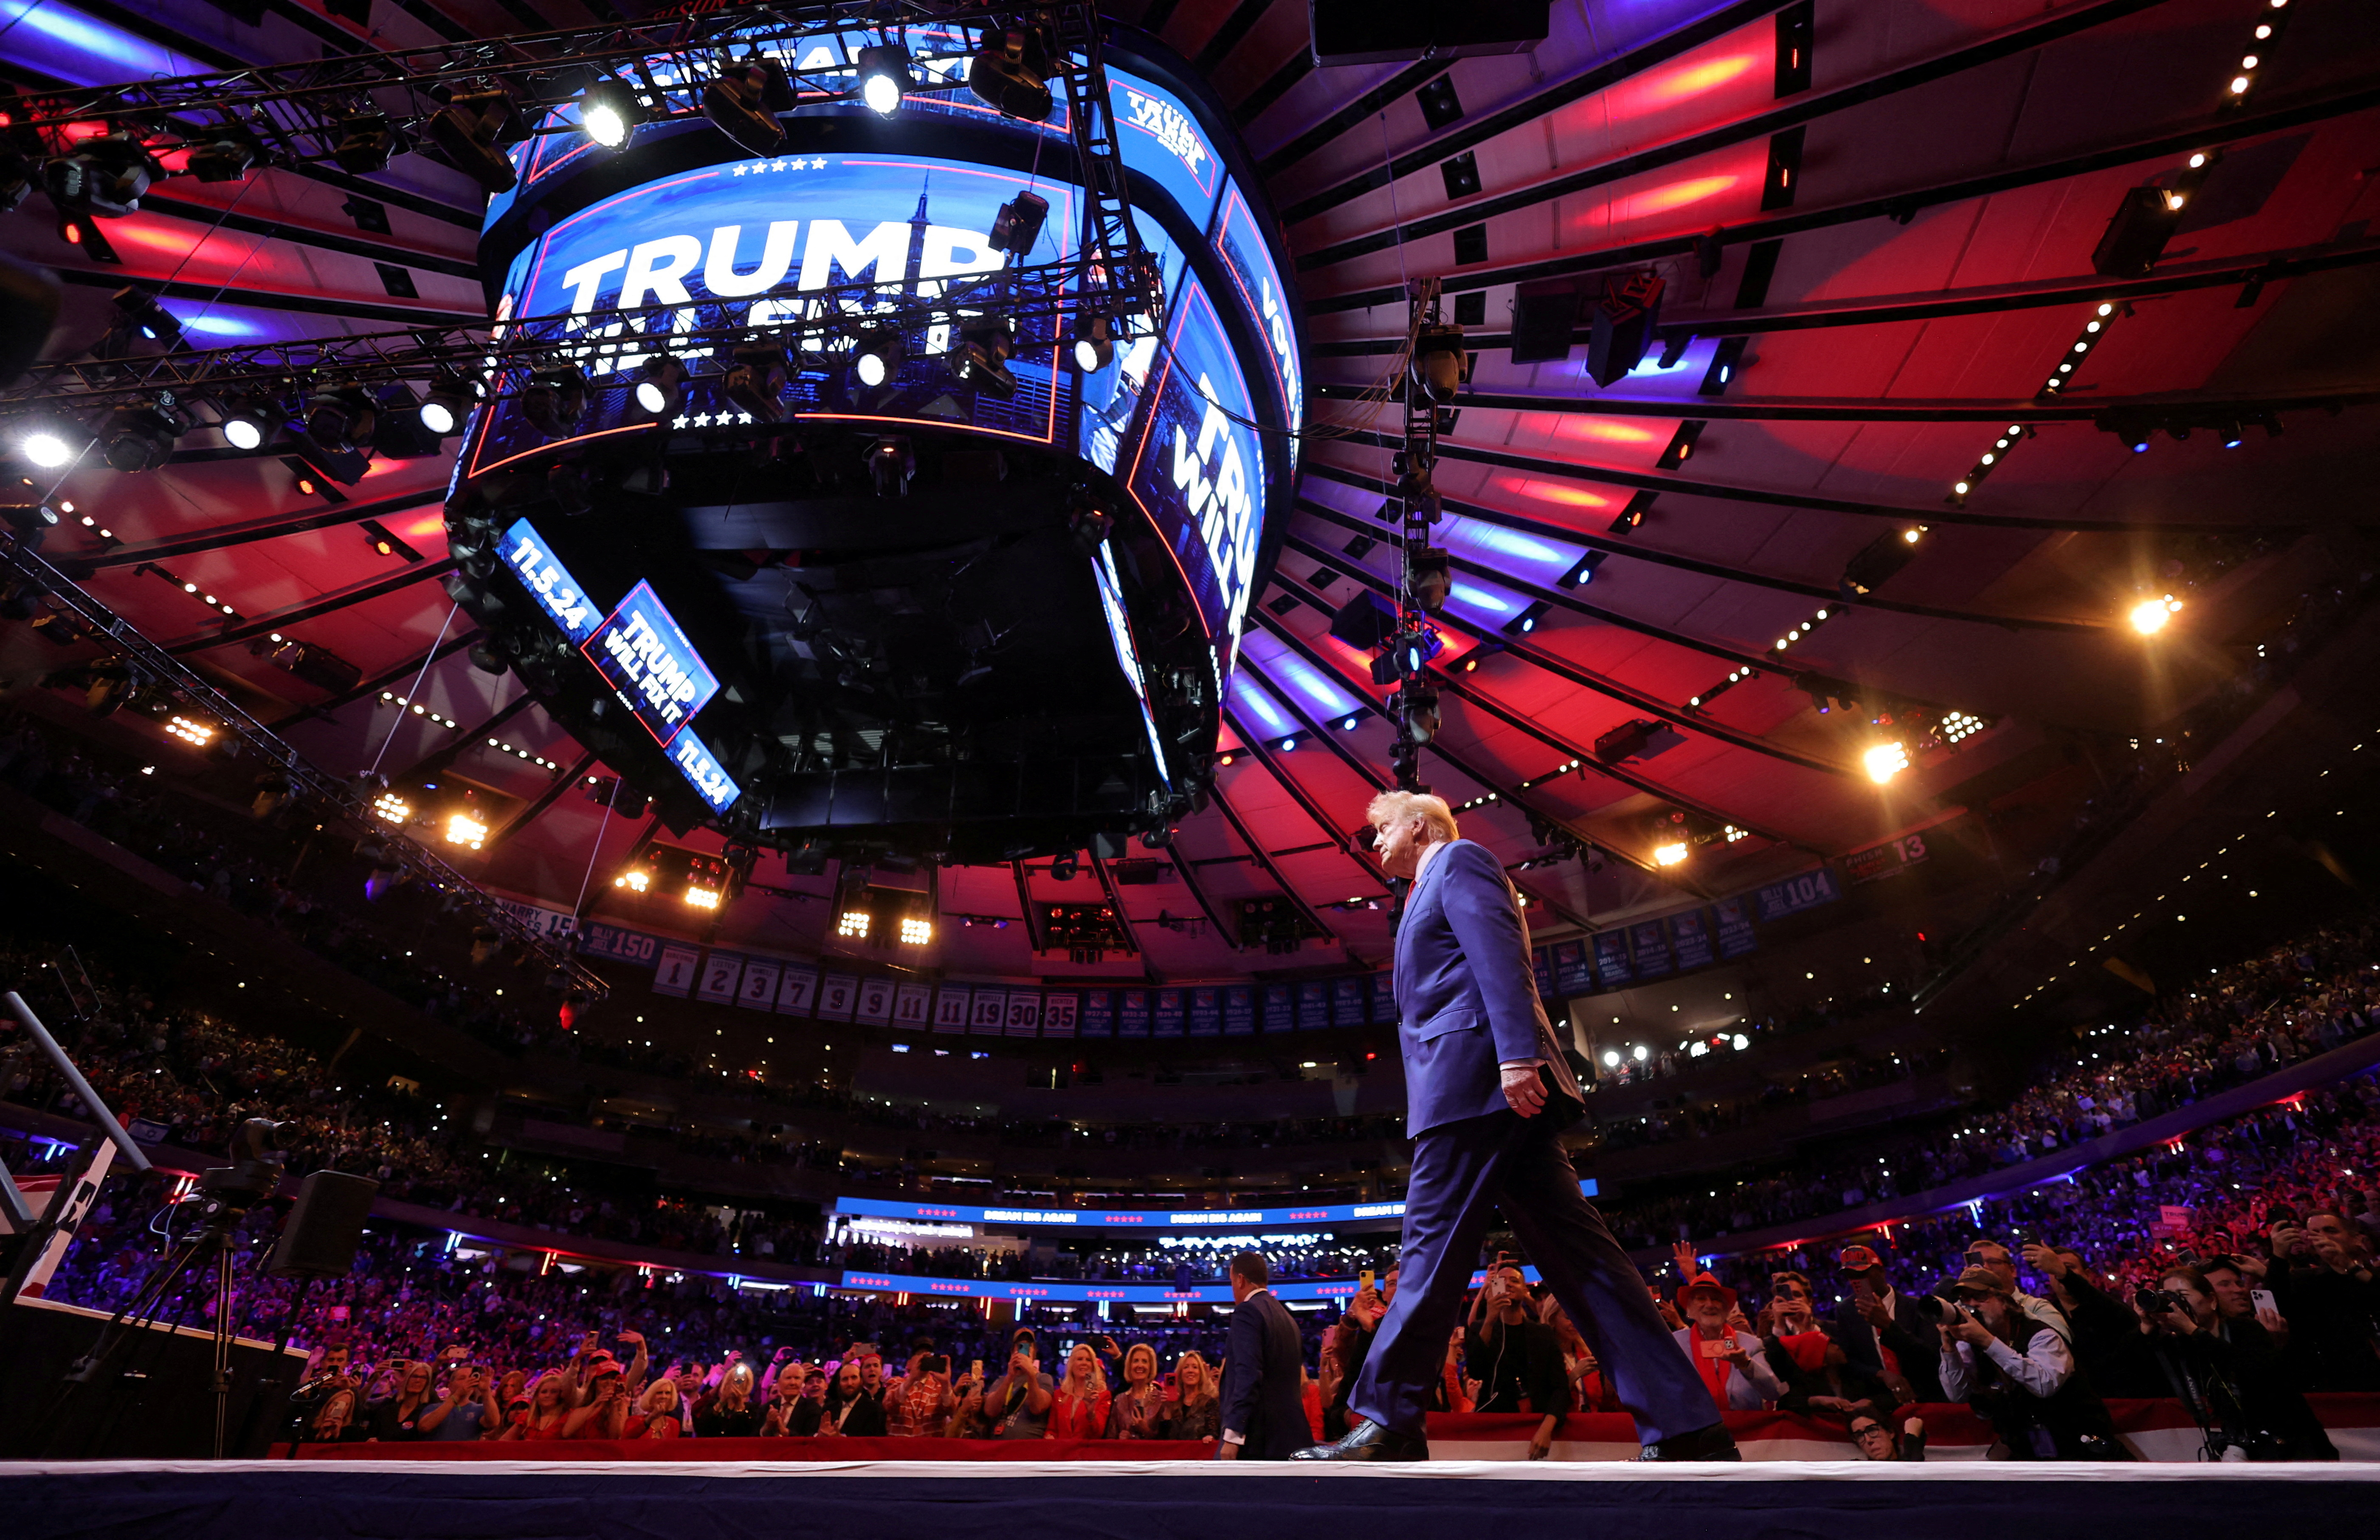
top-left (1348, 1108), bottom-right (1718, 1446)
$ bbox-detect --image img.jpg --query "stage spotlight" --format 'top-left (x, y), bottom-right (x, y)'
top-left (1070, 314), bottom-right (1115, 373)
top-left (898, 915), bottom-right (932, 946)
top-left (856, 44), bottom-right (915, 116)
top-left (577, 79), bottom-right (647, 150)
top-left (518, 369), bottom-right (589, 438)
top-left (866, 436), bottom-right (915, 498)
top-left (702, 59), bottom-right (789, 158)
top-left (633, 355), bottom-right (686, 419)
top-left (989, 190), bottom-right (1048, 256)
top-left (331, 114), bottom-right (396, 175)
top-left (427, 89), bottom-right (518, 194)
top-left (952, 321), bottom-right (1016, 399)
top-left (2129, 594), bottom-right (2181, 635)
top-left (969, 30), bottom-right (1053, 121)
top-left (446, 811), bottom-right (488, 850)
top-left (1863, 740), bottom-right (1909, 785)
top-left (837, 908), bottom-right (870, 939)
top-left (852, 327), bottom-right (904, 388)
top-left (110, 285), bottom-right (181, 346)
top-left (1410, 323), bottom-right (1467, 405)
top-left (1405, 545), bottom-right (1452, 613)
top-left (304, 388), bottom-right (378, 454)
top-left (724, 343), bottom-right (788, 420)
top-left (43, 134), bottom-right (161, 220)
top-left (1, 501), bottom-right (59, 543)
top-left (101, 397), bottom-right (188, 473)
top-left (419, 374), bottom-right (477, 437)
top-left (1653, 841), bottom-right (1688, 867)
top-left (183, 129), bottom-right (261, 184)
top-left (218, 395), bottom-right (286, 452)
top-left (1399, 685), bottom-right (1442, 744)
top-left (20, 428), bottom-right (79, 469)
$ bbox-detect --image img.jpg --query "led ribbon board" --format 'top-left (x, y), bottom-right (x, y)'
top-left (831, 1185), bottom-right (1592, 1230)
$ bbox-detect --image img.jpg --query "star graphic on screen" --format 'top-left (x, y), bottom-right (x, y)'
top-left (692, 412), bottom-right (713, 427)
top-left (671, 415), bottom-right (690, 429)
top-left (769, 159), bottom-right (789, 173)
top-left (810, 157), bottom-right (827, 169)
top-left (731, 163), bottom-right (749, 176)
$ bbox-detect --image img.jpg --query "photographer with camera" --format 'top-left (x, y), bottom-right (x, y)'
top-left (1932, 1266), bottom-right (2127, 1460)
top-left (2133, 1266), bottom-right (2335, 1460)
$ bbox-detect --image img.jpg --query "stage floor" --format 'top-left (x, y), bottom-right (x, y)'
top-left (5, 1458), bottom-right (2377, 1540)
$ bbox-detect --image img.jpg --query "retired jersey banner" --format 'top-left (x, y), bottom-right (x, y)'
top-left (893, 982), bottom-right (934, 1029)
top-left (695, 952), bottom-right (745, 1005)
top-left (815, 972), bottom-right (858, 1022)
top-left (1005, 990), bottom-right (1042, 1037)
top-left (855, 977), bottom-right (896, 1024)
top-left (736, 957), bottom-right (781, 1011)
top-left (775, 965), bottom-right (819, 1016)
top-left (932, 985), bottom-right (971, 1033)
top-left (1042, 991), bottom-right (1079, 1038)
top-left (653, 943), bottom-right (699, 997)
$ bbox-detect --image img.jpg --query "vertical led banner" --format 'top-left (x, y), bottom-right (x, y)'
top-left (1211, 183), bottom-right (1305, 474)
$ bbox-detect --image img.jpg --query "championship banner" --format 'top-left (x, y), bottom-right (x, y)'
top-left (1078, 988), bottom-right (1115, 1038)
top-left (1296, 980), bottom-right (1329, 1030)
top-left (1221, 985), bottom-right (1255, 1036)
top-left (1187, 986), bottom-right (1221, 1036)
top-left (1262, 983), bottom-right (1295, 1032)
top-left (1117, 988), bottom-right (1152, 1038)
top-left (1152, 988), bottom-right (1185, 1037)
top-left (1590, 932), bottom-right (1631, 989)
top-left (1551, 938), bottom-right (1594, 997)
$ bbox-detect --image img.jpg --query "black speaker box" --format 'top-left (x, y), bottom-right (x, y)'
top-left (1310, 0), bottom-right (1549, 66)
top-left (267, 1170), bottom-right (380, 1279)
top-left (0, 1298), bottom-right (308, 1458)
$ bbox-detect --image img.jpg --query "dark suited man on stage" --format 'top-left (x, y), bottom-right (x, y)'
top-left (1295, 791), bottom-right (1738, 1462)
top-left (1216, 1251), bottom-right (1309, 1459)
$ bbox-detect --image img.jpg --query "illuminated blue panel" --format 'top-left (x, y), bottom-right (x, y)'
top-left (1210, 183), bottom-right (1303, 473)
top-left (0, 0), bottom-right (202, 84)
top-left (832, 1187), bottom-right (1589, 1233)
top-left (582, 580), bottom-right (721, 746)
top-left (498, 518), bottom-right (600, 642)
top-left (1240, 630), bottom-right (1360, 719)
top-left (668, 729), bottom-right (743, 814)
top-left (1092, 545), bottom-right (1171, 788)
top-left (1448, 580), bottom-right (1520, 616)
top-left (1228, 672), bottom-right (1295, 740)
top-left (1123, 278), bottom-right (1264, 684)
top-left (1441, 515), bottom-right (1580, 588)
top-left (1108, 65), bottom-right (1224, 233)
top-left (839, 1269), bottom-right (1544, 1303)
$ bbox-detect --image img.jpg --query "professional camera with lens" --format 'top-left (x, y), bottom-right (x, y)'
top-left (198, 1116), bottom-right (293, 1206)
top-left (1903, 1289), bottom-right (1962, 1329)
top-left (2135, 1287), bottom-right (2188, 1318)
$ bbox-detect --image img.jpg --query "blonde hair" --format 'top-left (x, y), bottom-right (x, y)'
top-left (1366, 790), bottom-right (1457, 845)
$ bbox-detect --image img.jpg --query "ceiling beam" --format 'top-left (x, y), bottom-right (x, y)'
top-left (165, 555), bottom-right (458, 653)
top-left (1310, 239), bottom-right (2380, 358)
top-left (1011, 861), bottom-right (1047, 952)
top-left (1203, 774), bottom-right (1343, 952)
top-left (1217, 703), bottom-right (1387, 888)
top-left (1280, 0), bottom-right (1787, 225)
top-left (51, 266), bottom-right (485, 328)
top-left (1086, 853), bottom-right (1148, 965)
top-left (1305, 458), bottom-right (2117, 628)
top-left (1295, 0), bottom-right (2163, 271)
top-left (393, 690), bottom-right (536, 783)
top-left (1160, 843), bottom-right (1238, 946)
top-left (1286, 508), bottom-right (1766, 673)
top-left (278, 628), bottom-right (479, 721)
top-left (1253, 590), bottom-right (1782, 850)
top-left (1314, 424), bottom-right (2289, 541)
top-left (485, 750), bottom-right (597, 853)
top-left (139, 193), bottom-right (482, 280)
top-left (1253, 55), bottom-right (1452, 181)
top-left (1305, 78), bottom-right (2380, 313)
top-left (84, 490), bottom-right (445, 569)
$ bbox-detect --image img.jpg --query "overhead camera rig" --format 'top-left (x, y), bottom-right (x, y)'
top-left (0, 0), bottom-right (1162, 334)
top-left (1376, 276), bottom-right (1466, 794)
top-left (0, 532), bottom-right (608, 998)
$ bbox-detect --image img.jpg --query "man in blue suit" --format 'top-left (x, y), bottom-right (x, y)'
top-left (1295, 791), bottom-right (1737, 1461)
top-left (1216, 1251), bottom-right (1310, 1459)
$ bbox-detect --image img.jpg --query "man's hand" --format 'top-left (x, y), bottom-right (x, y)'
top-left (578, 1332), bottom-right (600, 1357)
top-left (1855, 1291), bottom-right (1893, 1328)
top-left (2255, 1304), bottom-right (2290, 1343)
top-left (1713, 1337), bottom-right (1749, 1365)
top-left (1946, 1311), bottom-right (1993, 1349)
top-left (2020, 1242), bottom-right (2067, 1278)
top-left (1501, 1062), bottom-right (1548, 1117)
top-left (1215, 1440), bottom-right (1239, 1461)
top-left (616, 1331), bottom-right (645, 1348)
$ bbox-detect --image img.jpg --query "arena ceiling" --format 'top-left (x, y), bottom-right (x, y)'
top-left (2, 0), bottom-right (2376, 990)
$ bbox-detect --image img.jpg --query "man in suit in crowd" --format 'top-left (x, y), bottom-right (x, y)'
top-left (1296, 791), bottom-right (1736, 1462)
top-left (1217, 1251), bottom-right (1309, 1459)
top-left (1831, 1243), bottom-right (1947, 1402)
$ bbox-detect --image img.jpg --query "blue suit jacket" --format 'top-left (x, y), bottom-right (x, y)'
top-left (1218, 1289), bottom-right (1309, 1458)
top-left (1394, 839), bottom-right (1584, 1136)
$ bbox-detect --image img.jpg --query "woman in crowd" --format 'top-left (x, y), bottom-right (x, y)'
top-left (565, 1365), bottom-right (636, 1439)
top-left (695, 1363), bottom-right (766, 1437)
top-left (362, 1359), bottom-right (439, 1441)
top-left (627, 1378), bottom-right (684, 1440)
top-left (1046, 1343), bottom-right (1111, 1439)
top-left (1105, 1343), bottom-right (1165, 1439)
top-left (1158, 1350), bottom-right (1220, 1442)
top-left (500, 1371), bottom-right (578, 1440)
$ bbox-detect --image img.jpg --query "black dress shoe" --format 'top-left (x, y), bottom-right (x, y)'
top-left (1291, 1419), bottom-right (1430, 1461)
top-left (1633, 1424), bottom-right (1742, 1461)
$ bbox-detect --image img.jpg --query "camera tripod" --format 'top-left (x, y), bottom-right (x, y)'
top-left (42, 1159), bottom-right (276, 1460)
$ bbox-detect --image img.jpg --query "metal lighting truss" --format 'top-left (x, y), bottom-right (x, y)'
top-left (0, 251), bottom-right (1133, 419)
top-left (0, 534), bottom-right (609, 997)
top-left (2, 2), bottom-right (1161, 322)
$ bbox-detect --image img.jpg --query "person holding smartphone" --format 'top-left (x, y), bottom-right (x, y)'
top-left (418, 1362), bottom-right (501, 1441)
top-left (1671, 1273), bottom-right (1785, 1412)
top-left (980, 1328), bottom-right (1053, 1438)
